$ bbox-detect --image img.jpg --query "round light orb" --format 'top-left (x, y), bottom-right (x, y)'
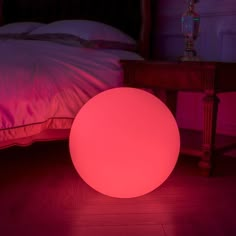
top-left (69, 87), bottom-right (180, 198)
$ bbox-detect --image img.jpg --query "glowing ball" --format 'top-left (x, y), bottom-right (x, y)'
top-left (69, 87), bottom-right (180, 198)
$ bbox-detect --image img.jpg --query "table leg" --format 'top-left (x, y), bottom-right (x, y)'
top-left (153, 89), bottom-right (178, 116)
top-left (199, 93), bottom-right (220, 176)
top-left (165, 91), bottom-right (178, 116)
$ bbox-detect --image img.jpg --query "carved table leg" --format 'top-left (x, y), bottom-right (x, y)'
top-left (199, 93), bottom-right (220, 176)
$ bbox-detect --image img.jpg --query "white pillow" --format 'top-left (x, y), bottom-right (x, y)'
top-left (30, 20), bottom-right (136, 44)
top-left (0, 22), bottom-right (45, 34)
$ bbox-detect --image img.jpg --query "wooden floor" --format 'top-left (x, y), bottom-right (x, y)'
top-left (0, 140), bottom-right (236, 236)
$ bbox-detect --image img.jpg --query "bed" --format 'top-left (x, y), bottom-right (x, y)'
top-left (0, 0), bottom-right (153, 149)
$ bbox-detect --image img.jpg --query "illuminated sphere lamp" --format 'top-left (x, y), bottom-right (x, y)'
top-left (69, 87), bottom-right (180, 198)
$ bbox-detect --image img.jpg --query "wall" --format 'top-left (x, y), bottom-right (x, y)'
top-left (153, 0), bottom-right (236, 137)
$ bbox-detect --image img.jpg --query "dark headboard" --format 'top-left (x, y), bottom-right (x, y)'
top-left (1, 0), bottom-right (154, 58)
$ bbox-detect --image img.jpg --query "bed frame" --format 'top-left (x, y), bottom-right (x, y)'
top-left (0, 0), bottom-right (153, 58)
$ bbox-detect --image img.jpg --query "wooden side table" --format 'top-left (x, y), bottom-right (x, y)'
top-left (120, 60), bottom-right (236, 176)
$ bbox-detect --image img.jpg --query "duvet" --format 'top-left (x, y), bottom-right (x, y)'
top-left (0, 38), bottom-right (142, 148)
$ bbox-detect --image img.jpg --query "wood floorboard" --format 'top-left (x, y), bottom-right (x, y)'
top-left (0, 140), bottom-right (236, 236)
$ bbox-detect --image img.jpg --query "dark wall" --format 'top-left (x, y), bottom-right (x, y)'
top-left (2, 0), bottom-right (143, 41)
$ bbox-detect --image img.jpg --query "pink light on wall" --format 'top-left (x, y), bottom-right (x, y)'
top-left (69, 87), bottom-right (180, 198)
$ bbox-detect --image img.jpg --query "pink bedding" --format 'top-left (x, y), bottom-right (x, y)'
top-left (0, 38), bottom-right (142, 149)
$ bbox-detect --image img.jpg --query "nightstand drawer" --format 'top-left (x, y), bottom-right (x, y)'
top-left (121, 60), bottom-right (215, 91)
